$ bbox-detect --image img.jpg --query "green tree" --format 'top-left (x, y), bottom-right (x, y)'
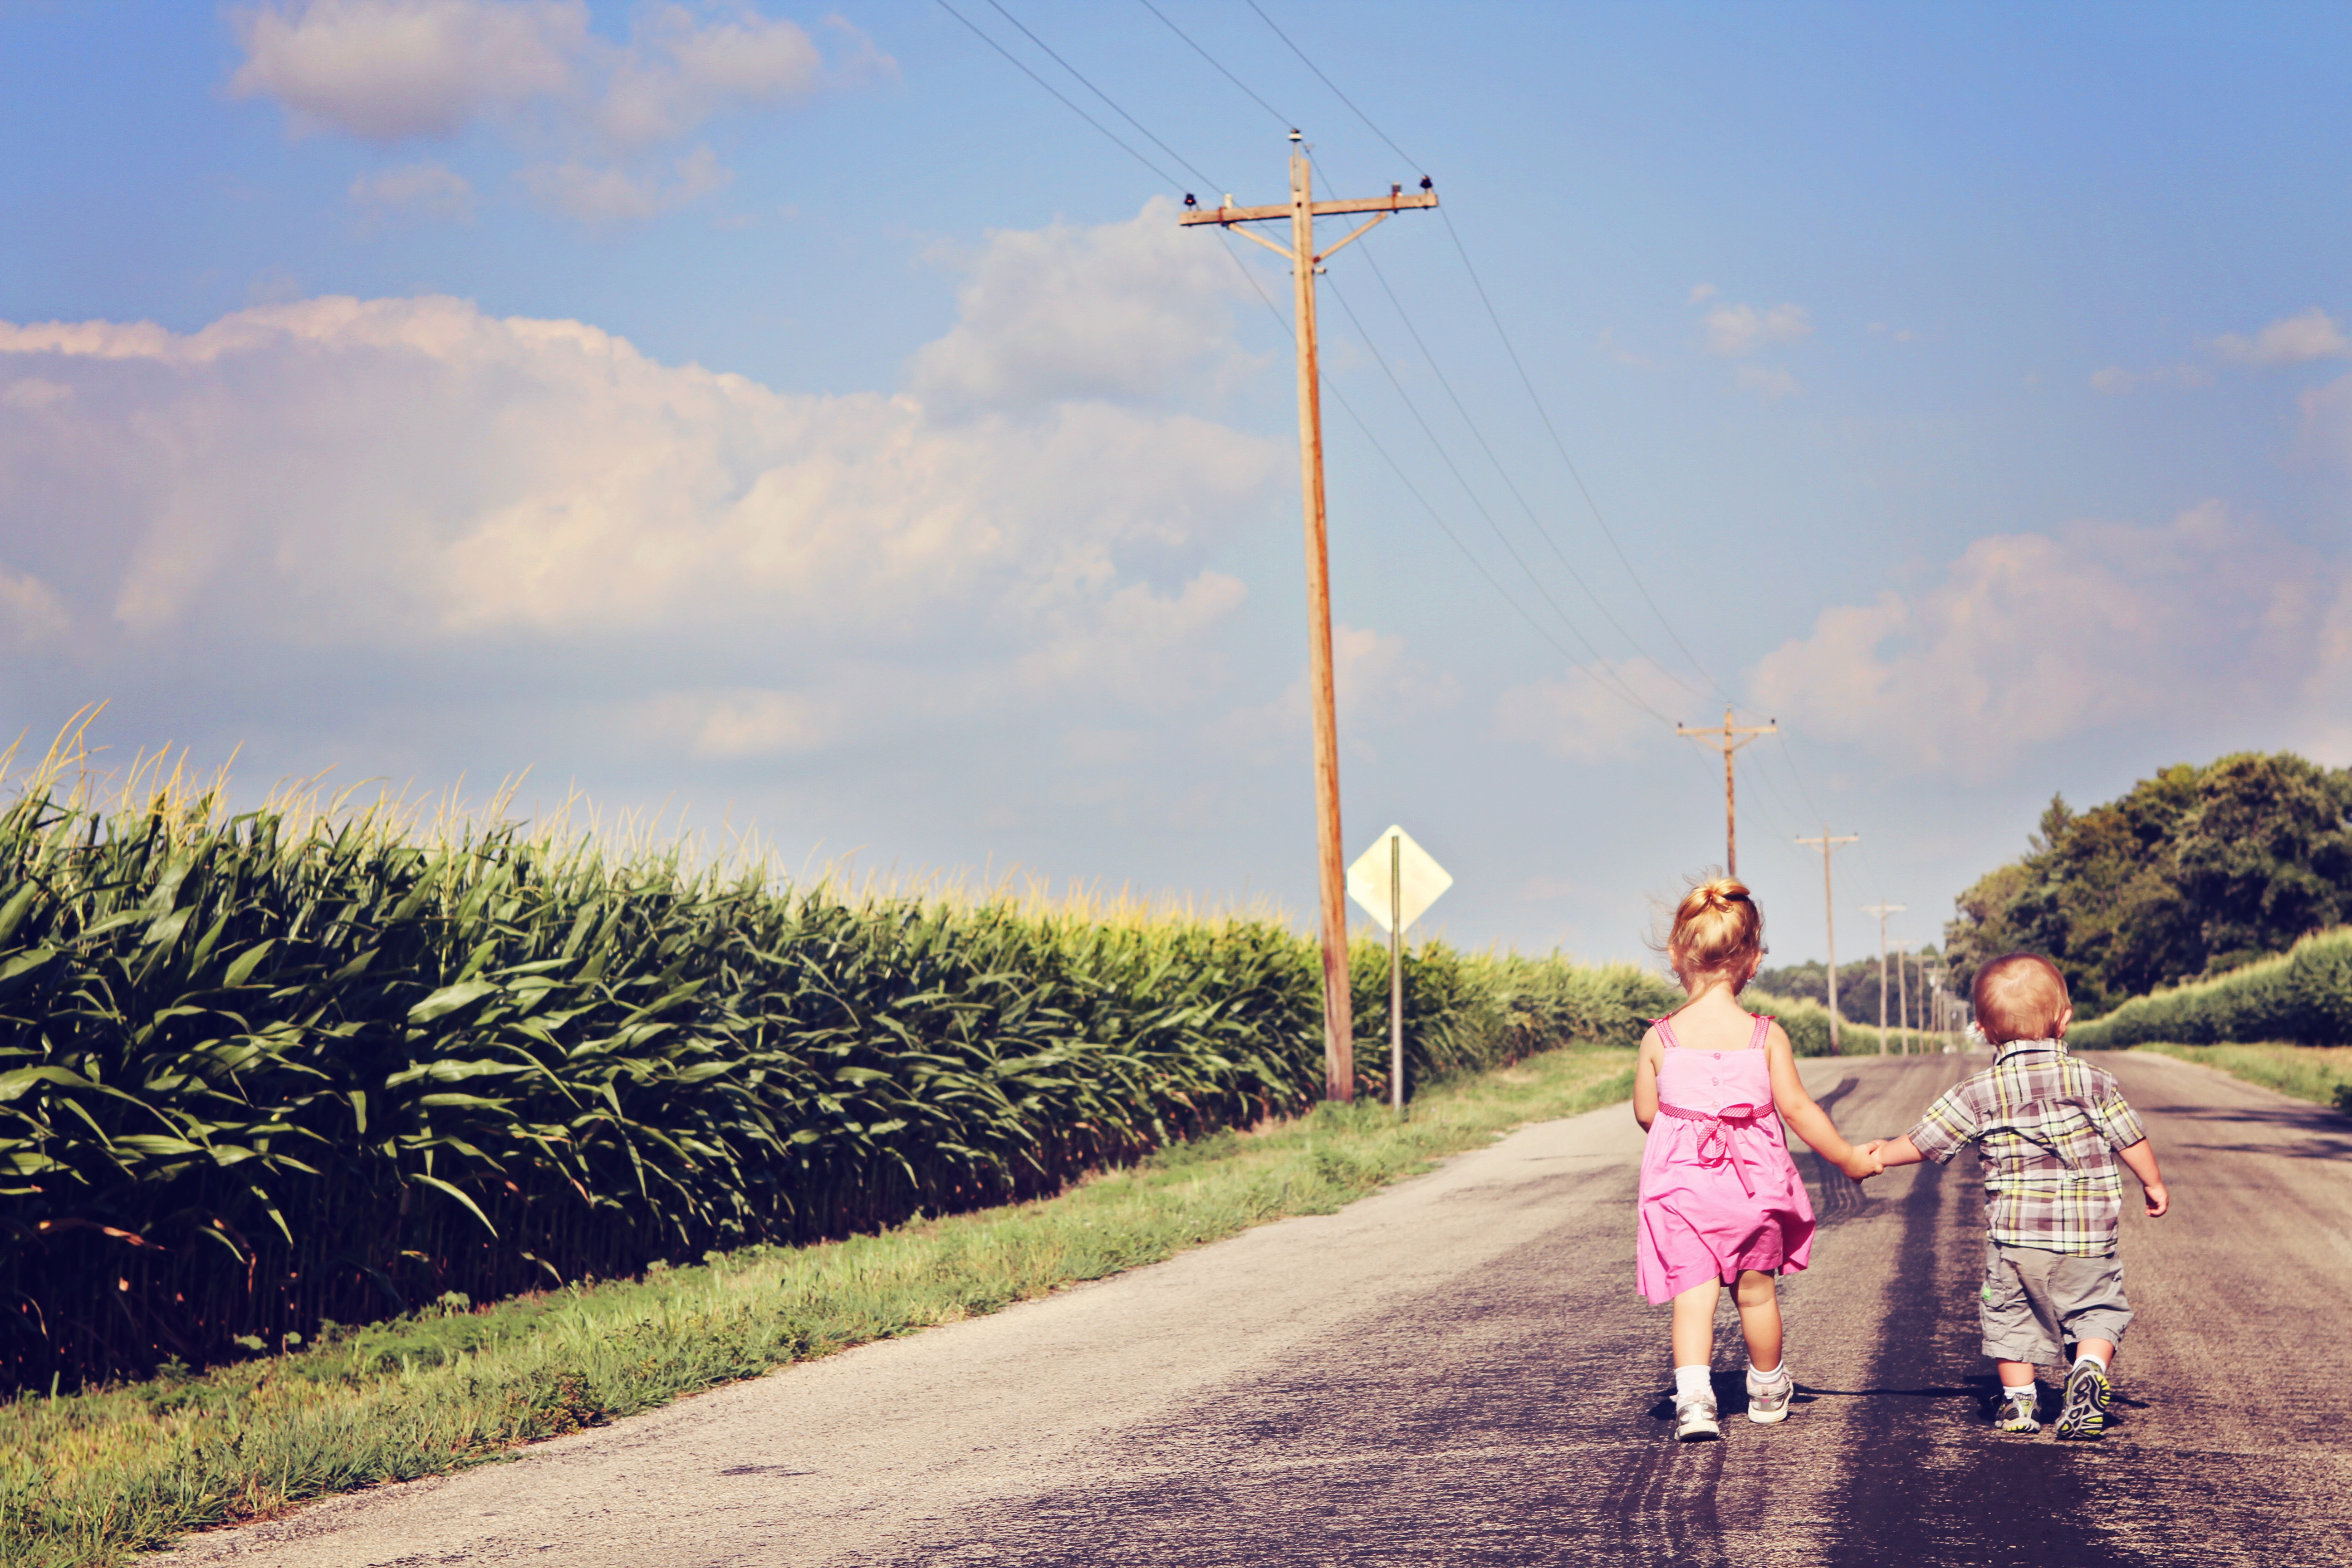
top-left (1753, 950), bottom-right (1940, 1027)
top-left (1945, 752), bottom-right (2352, 1014)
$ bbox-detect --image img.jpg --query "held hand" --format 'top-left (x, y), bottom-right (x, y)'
top-left (1838, 1145), bottom-right (1884, 1182)
top-left (2143, 1181), bottom-right (2169, 1219)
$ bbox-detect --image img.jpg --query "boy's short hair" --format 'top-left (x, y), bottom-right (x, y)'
top-left (1972, 953), bottom-right (2070, 1044)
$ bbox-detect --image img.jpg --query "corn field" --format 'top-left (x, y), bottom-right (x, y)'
top-left (2067, 925), bottom-right (2352, 1050)
top-left (0, 747), bottom-right (1674, 1395)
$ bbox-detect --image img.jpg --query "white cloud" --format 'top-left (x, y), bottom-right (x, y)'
top-left (0, 208), bottom-right (1284, 749)
top-left (1703, 301), bottom-right (1811, 358)
top-left (1746, 500), bottom-right (2339, 777)
top-left (2302, 571), bottom-right (2352, 765)
top-left (0, 566), bottom-right (69, 645)
top-left (685, 688), bottom-right (843, 759)
top-left (1214, 625), bottom-right (1460, 760)
top-left (518, 144), bottom-right (729, 225)
top-left (1014, 572), bottom-right (1250, 709)
top-left (229, 1), bottom-right (882, 225)
top-left (1687, 283), bottom-right (1718, 305)
top-left (1733, 363), bottom-right (1799, 399)
top-left (230, 0), bottom-right (585, 142)
top-left (2089, 363), bottom-right (2210, 395)
top-left (1059, 727), bottom-right (1145, 768)
top-left (2211, 306), bottom-right (2350, 367)
top-left (909, 198), bottom-right (1257, 416)
top-left (2299, 369), bottom-right (2352, 466)
top-left (349, 160), bottom-right (475, 224)
top-left (1493, 658), bottom-right (1691, 762)
top-left (593, 3), bottom-right (824, 151)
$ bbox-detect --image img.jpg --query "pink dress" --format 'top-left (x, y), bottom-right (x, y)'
top-left (1635, 1013), bottom-right (1816, 1304)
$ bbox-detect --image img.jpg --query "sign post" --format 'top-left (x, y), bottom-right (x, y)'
top-left (1346, 826), bottom-right (1454, 1114)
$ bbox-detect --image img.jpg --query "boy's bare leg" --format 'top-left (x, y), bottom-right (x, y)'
top-left (1671, 1278), bottom-right (1720, 1367)
top-left (1996, 1358), bottom-right (2038, 1392)
top-left (1733, 1269), bottom-right (1784, 1371)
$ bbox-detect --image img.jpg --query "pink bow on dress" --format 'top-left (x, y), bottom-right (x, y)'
top-left (1656, 1101), bottom-right (1769, 1196)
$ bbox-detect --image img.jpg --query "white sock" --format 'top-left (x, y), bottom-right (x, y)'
top-left (1748, 1360), bottom-right (1786, 1383)
top-left (1674, 1364), bottom-right (1712, 1400)
top-left (2000, 1380), bottom-right (2036, 1402)
top-left (2073, 1348), bottom-right (2109, 1372)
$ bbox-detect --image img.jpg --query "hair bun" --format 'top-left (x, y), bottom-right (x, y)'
top-left (1666, 872), bottom-right (1765, 981)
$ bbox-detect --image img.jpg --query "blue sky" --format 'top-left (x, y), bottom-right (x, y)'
top-left (3, 0), bottom-right (2349, 966)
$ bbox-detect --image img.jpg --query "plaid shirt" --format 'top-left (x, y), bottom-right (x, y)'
top-left (1907, 1039), bottom-right (2148, 1256)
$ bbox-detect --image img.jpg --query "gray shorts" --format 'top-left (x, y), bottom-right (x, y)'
top-left (1979, 1240), bottom-right (2133, 1365)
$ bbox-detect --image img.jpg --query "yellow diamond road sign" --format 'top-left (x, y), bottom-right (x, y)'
top-left (1347, 825), bottom-right (1453, 934)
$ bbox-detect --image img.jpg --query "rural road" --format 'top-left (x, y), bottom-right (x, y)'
top-left (157, 1052), bottom-right (2352, 1568)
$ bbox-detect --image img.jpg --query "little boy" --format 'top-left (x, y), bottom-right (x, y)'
top-left (1866, 953), bottom-right (2168, 1440)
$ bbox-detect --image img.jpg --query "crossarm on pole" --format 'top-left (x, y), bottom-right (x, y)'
top-left (1227, 225), bottom-right (1296, 262)
top-left (1314, 212), bottom-right (1387, 264)
top-left (1177, 189), bottom-right (1439, 228)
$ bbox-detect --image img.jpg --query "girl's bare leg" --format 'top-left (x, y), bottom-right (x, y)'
top-left (1733, 1269), bottom-right (1784, 1370)
top-left (1671, 1278), bottom-right (1720, 1367)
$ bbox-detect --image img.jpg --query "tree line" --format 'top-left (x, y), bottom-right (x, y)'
top-left (1754, 953), bottom-right (1945, 1030)
top-left (1942, 751), bottom-right (2352, 1017)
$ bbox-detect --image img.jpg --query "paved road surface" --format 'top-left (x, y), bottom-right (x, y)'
top-left (158, 1052), bottom-right (2352, 1568)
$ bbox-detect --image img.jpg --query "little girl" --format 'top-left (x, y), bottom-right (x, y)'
top-left (1634, 875), bottom-right (1881, 1441)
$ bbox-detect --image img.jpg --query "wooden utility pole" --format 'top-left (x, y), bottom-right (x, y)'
top-left (1895, 940), bottom-right (1911, 1055)
top-left (1676, 707), bottom-right (1777, 876)
top-left (1795, 828), bottom-right (1860, 1054)
top-left (1859, 902), bottom-right (1905, 1056)
top-left (1180, 135), bottom-right (1437, 1102)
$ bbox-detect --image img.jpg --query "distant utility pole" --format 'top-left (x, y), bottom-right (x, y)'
top-left (1675, 707), bottom-right (1778, 876)
top-left (1180, 134), bottom-right (1437, 1102)
top-left (1895, 940), bottom-right (1912, 1055)
top-left (1795, 828), bottom-right (1861, 1054)
top-left (1859, 902), bottom-right (1905, 1057)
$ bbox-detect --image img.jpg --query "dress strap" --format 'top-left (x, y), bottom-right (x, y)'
top-left (1654, 1014), bottom-right (1681, 1049)
top-left (1746, 1014), bottom-right (1771, 1051)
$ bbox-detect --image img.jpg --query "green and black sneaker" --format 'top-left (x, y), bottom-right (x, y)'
top-left (2053, 1359), bottom-right (2111, 1441)
top-left (1994, 1385), bottom-right (2041, 1434)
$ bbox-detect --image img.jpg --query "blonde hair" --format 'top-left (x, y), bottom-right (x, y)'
top-left (1972, 952), bottom-right (2071, 1043)
top-left (1667, 873), bottom-right (1765, 983)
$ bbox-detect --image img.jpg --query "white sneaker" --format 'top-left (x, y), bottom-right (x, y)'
top-left (1745, 1367), bottom-right (1794, 1424)
top-left (1674, 1389), bottom-right (1722, 1441)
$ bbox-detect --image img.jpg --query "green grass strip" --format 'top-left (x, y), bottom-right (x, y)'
top-left (2132, 1042), bottom-right (2352, 1112)
top-left (0, 1044), bottom-right (1636, 1567)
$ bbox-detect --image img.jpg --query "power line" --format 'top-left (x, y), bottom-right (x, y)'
top-left (981, 0), bottom-right (1221, 192)
top-left (1228, 1), bottom-right (1734, 710)
top-left (935, 0), bottom-right (1187, 189)
top-left (1767, 729), bottom-right (1829, 824)
top-left (1241, 0), bottom-right (1422, 173)
top-left (942, 0), bottom-right (1606, 710)
top-left (1321, 271), bottom-right (1671, 720)
top-left (1436, 207), bottom-right (1736, 707)
top-left (1220, 239), bottom-right (1661, 721)
top-left (1740, 742), bottom-right (1808, 848)
top-left (941, 0), bottom-right (1686, 732)
top-left (1354, 244), bottom-right (1707, 700)
top-left (1134, 0), bottom-right (1291, 127)
top-left (1759, 725), bottom-right (1893, 901)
